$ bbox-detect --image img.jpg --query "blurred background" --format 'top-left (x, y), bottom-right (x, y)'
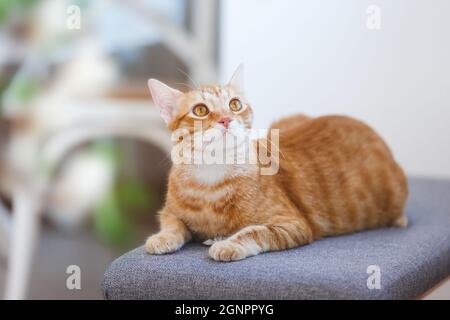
top-left (0, 0), bottom-right (449, 299)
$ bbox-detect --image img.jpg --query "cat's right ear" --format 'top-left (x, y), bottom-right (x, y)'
top-left (228, 64), bottom-right (245, 94)
top-left (148, 79), bottom-right (183, 125)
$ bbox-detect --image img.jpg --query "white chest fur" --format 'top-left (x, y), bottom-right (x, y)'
top-left (192, 164), bottom-right (229, 185)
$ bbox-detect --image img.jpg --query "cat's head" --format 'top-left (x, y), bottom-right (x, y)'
top-left (147, 65), bottom-right (253, 141)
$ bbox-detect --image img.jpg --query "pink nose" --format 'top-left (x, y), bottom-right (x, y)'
top-left (218, 117), bottom-right (232, 129)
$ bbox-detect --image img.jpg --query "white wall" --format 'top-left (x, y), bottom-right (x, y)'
top-left (220, 0), bottom-right (450, 178)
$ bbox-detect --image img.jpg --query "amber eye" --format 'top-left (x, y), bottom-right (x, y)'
top-left (192, 104), bottom-right (210, 117)
top-left (229, 99), bottom-right (243, 112)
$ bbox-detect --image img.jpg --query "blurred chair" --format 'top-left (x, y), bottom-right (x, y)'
top-left (3, 98), bottom-right (171, 300)
top-left (122, 0), bottom-right (218, 83)
top-left (1, 0), bottom-right (219, 300)
top-left (0, 200), bottom-right (11, 255)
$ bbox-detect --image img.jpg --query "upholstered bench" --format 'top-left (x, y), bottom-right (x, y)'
top-left (102, 178), bottom-right (450, 299)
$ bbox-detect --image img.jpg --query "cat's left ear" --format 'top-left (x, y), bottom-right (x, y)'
top-left (228, 64), bottom-right (245, 93)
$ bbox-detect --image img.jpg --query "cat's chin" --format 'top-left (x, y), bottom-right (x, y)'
top-left (190, 163), bottom-right (231, 185)
top-left (181, 161), bottom-right (256, 186)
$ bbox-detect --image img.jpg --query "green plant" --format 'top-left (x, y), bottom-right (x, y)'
top-left (0, 0), bottom-right (35, 24)
top-left (92, 142), bottom-right (155, 247)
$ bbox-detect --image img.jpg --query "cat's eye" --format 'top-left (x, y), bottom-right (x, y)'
top-left (229, 99), bottom-right (243, 112)
top-left (192, 104), bottom-right (210, 117)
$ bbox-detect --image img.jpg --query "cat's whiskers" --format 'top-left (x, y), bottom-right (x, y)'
top-left (174, 82), bottom-right (196, 91)
top-left (177, 68), bottom-right (199, 89)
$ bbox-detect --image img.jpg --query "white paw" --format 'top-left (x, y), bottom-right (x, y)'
top-left (203, 236), bottom-right (226, 246)
top-left (145, 233), bottom-right (183, 255)
top-left (209, 240), bottom-right (251, 262)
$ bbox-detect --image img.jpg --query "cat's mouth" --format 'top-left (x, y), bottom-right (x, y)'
top-left (195, 125), bottom-right (249, 153)
top-left (205, 126), bottom-right (236, 140)
top-left (214, 125), bottom-right (233, 136)
top-left (198, 129), bottom-right (244, 152)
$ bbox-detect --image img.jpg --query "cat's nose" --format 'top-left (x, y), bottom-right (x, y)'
top-left (218, 117), bottom-right (233, 129)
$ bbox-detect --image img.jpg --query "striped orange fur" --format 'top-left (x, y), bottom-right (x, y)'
top-left (145, 66), bottom-right (408, 261)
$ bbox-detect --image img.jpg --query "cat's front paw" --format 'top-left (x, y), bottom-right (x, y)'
top-left (145, 232), bottom-right (183, 255)
top-left (209, 240), bottom-right (254, 262)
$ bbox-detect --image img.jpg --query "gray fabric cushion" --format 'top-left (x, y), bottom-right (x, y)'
top-left (102, 177), bottom-right (450, 299)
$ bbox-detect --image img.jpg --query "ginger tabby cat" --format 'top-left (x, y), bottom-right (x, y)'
top-left (145, 65), bottom-right (408, 262)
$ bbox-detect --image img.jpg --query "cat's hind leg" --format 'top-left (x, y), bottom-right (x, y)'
top-left (209, 218), bottom-right (314, 262)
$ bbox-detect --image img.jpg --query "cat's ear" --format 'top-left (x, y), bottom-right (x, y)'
top-left (228, 64), bottom-right (245, 93)
top-left (148, 79), bottom-right (183, 124)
